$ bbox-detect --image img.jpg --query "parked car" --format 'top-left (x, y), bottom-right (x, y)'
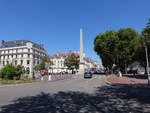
top-left (60, 71), bottom-right (68, 75)
top-left (127, 69), bottom-right (138, 75)
top-left (94, 70), bottom-right (106, 75)
top-left (84, 72), bottom-right (92, 78)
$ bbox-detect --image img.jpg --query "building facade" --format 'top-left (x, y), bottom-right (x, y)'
top-left (49, 52), bottom-right (78, 73)
top-left (0, 40), bottom-right (47, 78)
top-left (49, 52), bottom-right (102, 73)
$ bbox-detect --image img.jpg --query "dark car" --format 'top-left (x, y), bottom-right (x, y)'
top-left (84, 72), bottom-right (92, 78)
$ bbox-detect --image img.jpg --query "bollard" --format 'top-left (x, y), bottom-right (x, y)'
top-left (48, 75), bottom-right (51, 81)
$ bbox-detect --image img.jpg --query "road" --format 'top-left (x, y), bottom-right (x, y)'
top-left (1, 74), bottom-right (150, 113)
top-left (0, 74), bottom-right (106, 109)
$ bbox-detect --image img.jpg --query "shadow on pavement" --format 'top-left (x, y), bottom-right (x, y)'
top-left (1, 84), bottom-right (150, 113)
top-left (123, 74), bottom-right (148, 79)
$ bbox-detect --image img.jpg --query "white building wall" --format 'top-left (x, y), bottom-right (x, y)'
top-left (0, 41), bottom-right (47, 78)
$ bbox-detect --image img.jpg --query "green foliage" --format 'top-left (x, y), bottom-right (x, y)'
top-left (0, 64), bottom-right (25, 80)
top-left (135, 41), bottom-right (146, 67)
top-left (34, 56), bottom-right (53, 71)
top-left (64, 53), bottom-right (79, 70)
top-left (117, 28), bottom-right (140, 73)
top-left (41, 56), bottom-right (52, 64)
top-left (142, 19), bottom-right (150, 37)
top-left (0, 79), bottom-right (39, 85)
top-left (34, 62), bottom-right (46, 71)
top-left (136, 19), bottom-right (150, 70)
top-left (94, 30), bottom-right (119, 70)
top-left (15, 65), bottom-right (25, 78)
top-left (21, 76), bottom-right (29, 81)
top-left (94, 28), bottom-right (140, 73)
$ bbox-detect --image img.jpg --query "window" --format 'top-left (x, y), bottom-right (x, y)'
top-left (20, 60), bottom-right (23, 65)
top-left (61, 61), bottom-right (63, 67)
top-left (15, 60), bottom-right (17, 65)
top-left (28, 54), bottom-right (30, 58)
top-left (27, 60), bottom-right (30, 65)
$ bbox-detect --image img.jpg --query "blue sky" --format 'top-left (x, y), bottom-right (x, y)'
top-left (0, 0), bottom-right (150, 62)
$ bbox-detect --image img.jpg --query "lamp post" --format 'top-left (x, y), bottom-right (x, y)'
top-left (142, 33), bottom-right (150, 84)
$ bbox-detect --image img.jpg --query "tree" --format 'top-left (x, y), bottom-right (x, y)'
top-left (15, 65), bottom-right (25, 79)
top-left (34, 56), bottom-right (53, 71)
top-left (94, 28), bottom-right (140, 74)
top-left (64, 53), bottom-right (79, 74)
top-left (0, 64), bottom-right (19, 80)
top-left (117, 28), bottom-right (140, 73)
top-left (94, 30), bottom-right (119, 73)
top-left (42, 56), bottom-right (53, 70)
top-left (142, 19), bottom-right (150, 36)
top-left (34, 62), bottom-right (46, 71)
top-left (137, 19), bottom-right (150, 73)
top-left (135, 40), bottom-right (146, 72)
top-left (142, 19), bottom-right (150, 61)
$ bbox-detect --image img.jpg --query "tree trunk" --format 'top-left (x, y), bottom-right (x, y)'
top-left (145, 65), bottom-right (147, 74)
top-left (125, 62), bottom-right (127, 74)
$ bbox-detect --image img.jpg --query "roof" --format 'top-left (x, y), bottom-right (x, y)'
top-left (0, 40), bottom-right (45, 50)
top-left (49, 52), bottom-right (95, 64)
top-left (49, 52), bottom-right (80, 58)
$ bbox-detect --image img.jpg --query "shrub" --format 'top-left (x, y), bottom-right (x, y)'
top-left (0, 64), bottom-right (19, 80)
top-left (22, 76), bottom-right (29, 81)
top-left (15, 65), bottom-right (25, 79)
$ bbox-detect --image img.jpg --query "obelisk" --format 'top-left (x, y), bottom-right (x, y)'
top-left (78, 29), bottom-right (85, 74)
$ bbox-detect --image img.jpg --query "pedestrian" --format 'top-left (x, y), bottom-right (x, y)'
top-left (118, 70), bottom-right (122, 77)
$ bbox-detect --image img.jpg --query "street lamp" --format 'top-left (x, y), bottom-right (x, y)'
top-left (142, 33), bottom-right (150, 84)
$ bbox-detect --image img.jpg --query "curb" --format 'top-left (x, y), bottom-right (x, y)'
top-left (105, 75), bottom-right (114, 85)
top-left (0, 81), bottom-right (41, 88)
top-left (0, 75), bottom-right (75, 88)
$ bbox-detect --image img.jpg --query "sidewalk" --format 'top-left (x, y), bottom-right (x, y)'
top-left (106, 75), bottom-right (148, 85)
top-left (51, 74), bottom-right (74, 81)
top-left (42, 74), bottom-right (75, 81)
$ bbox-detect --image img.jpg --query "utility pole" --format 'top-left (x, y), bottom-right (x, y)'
top-left (143, 33), bottom-right (150, 84)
